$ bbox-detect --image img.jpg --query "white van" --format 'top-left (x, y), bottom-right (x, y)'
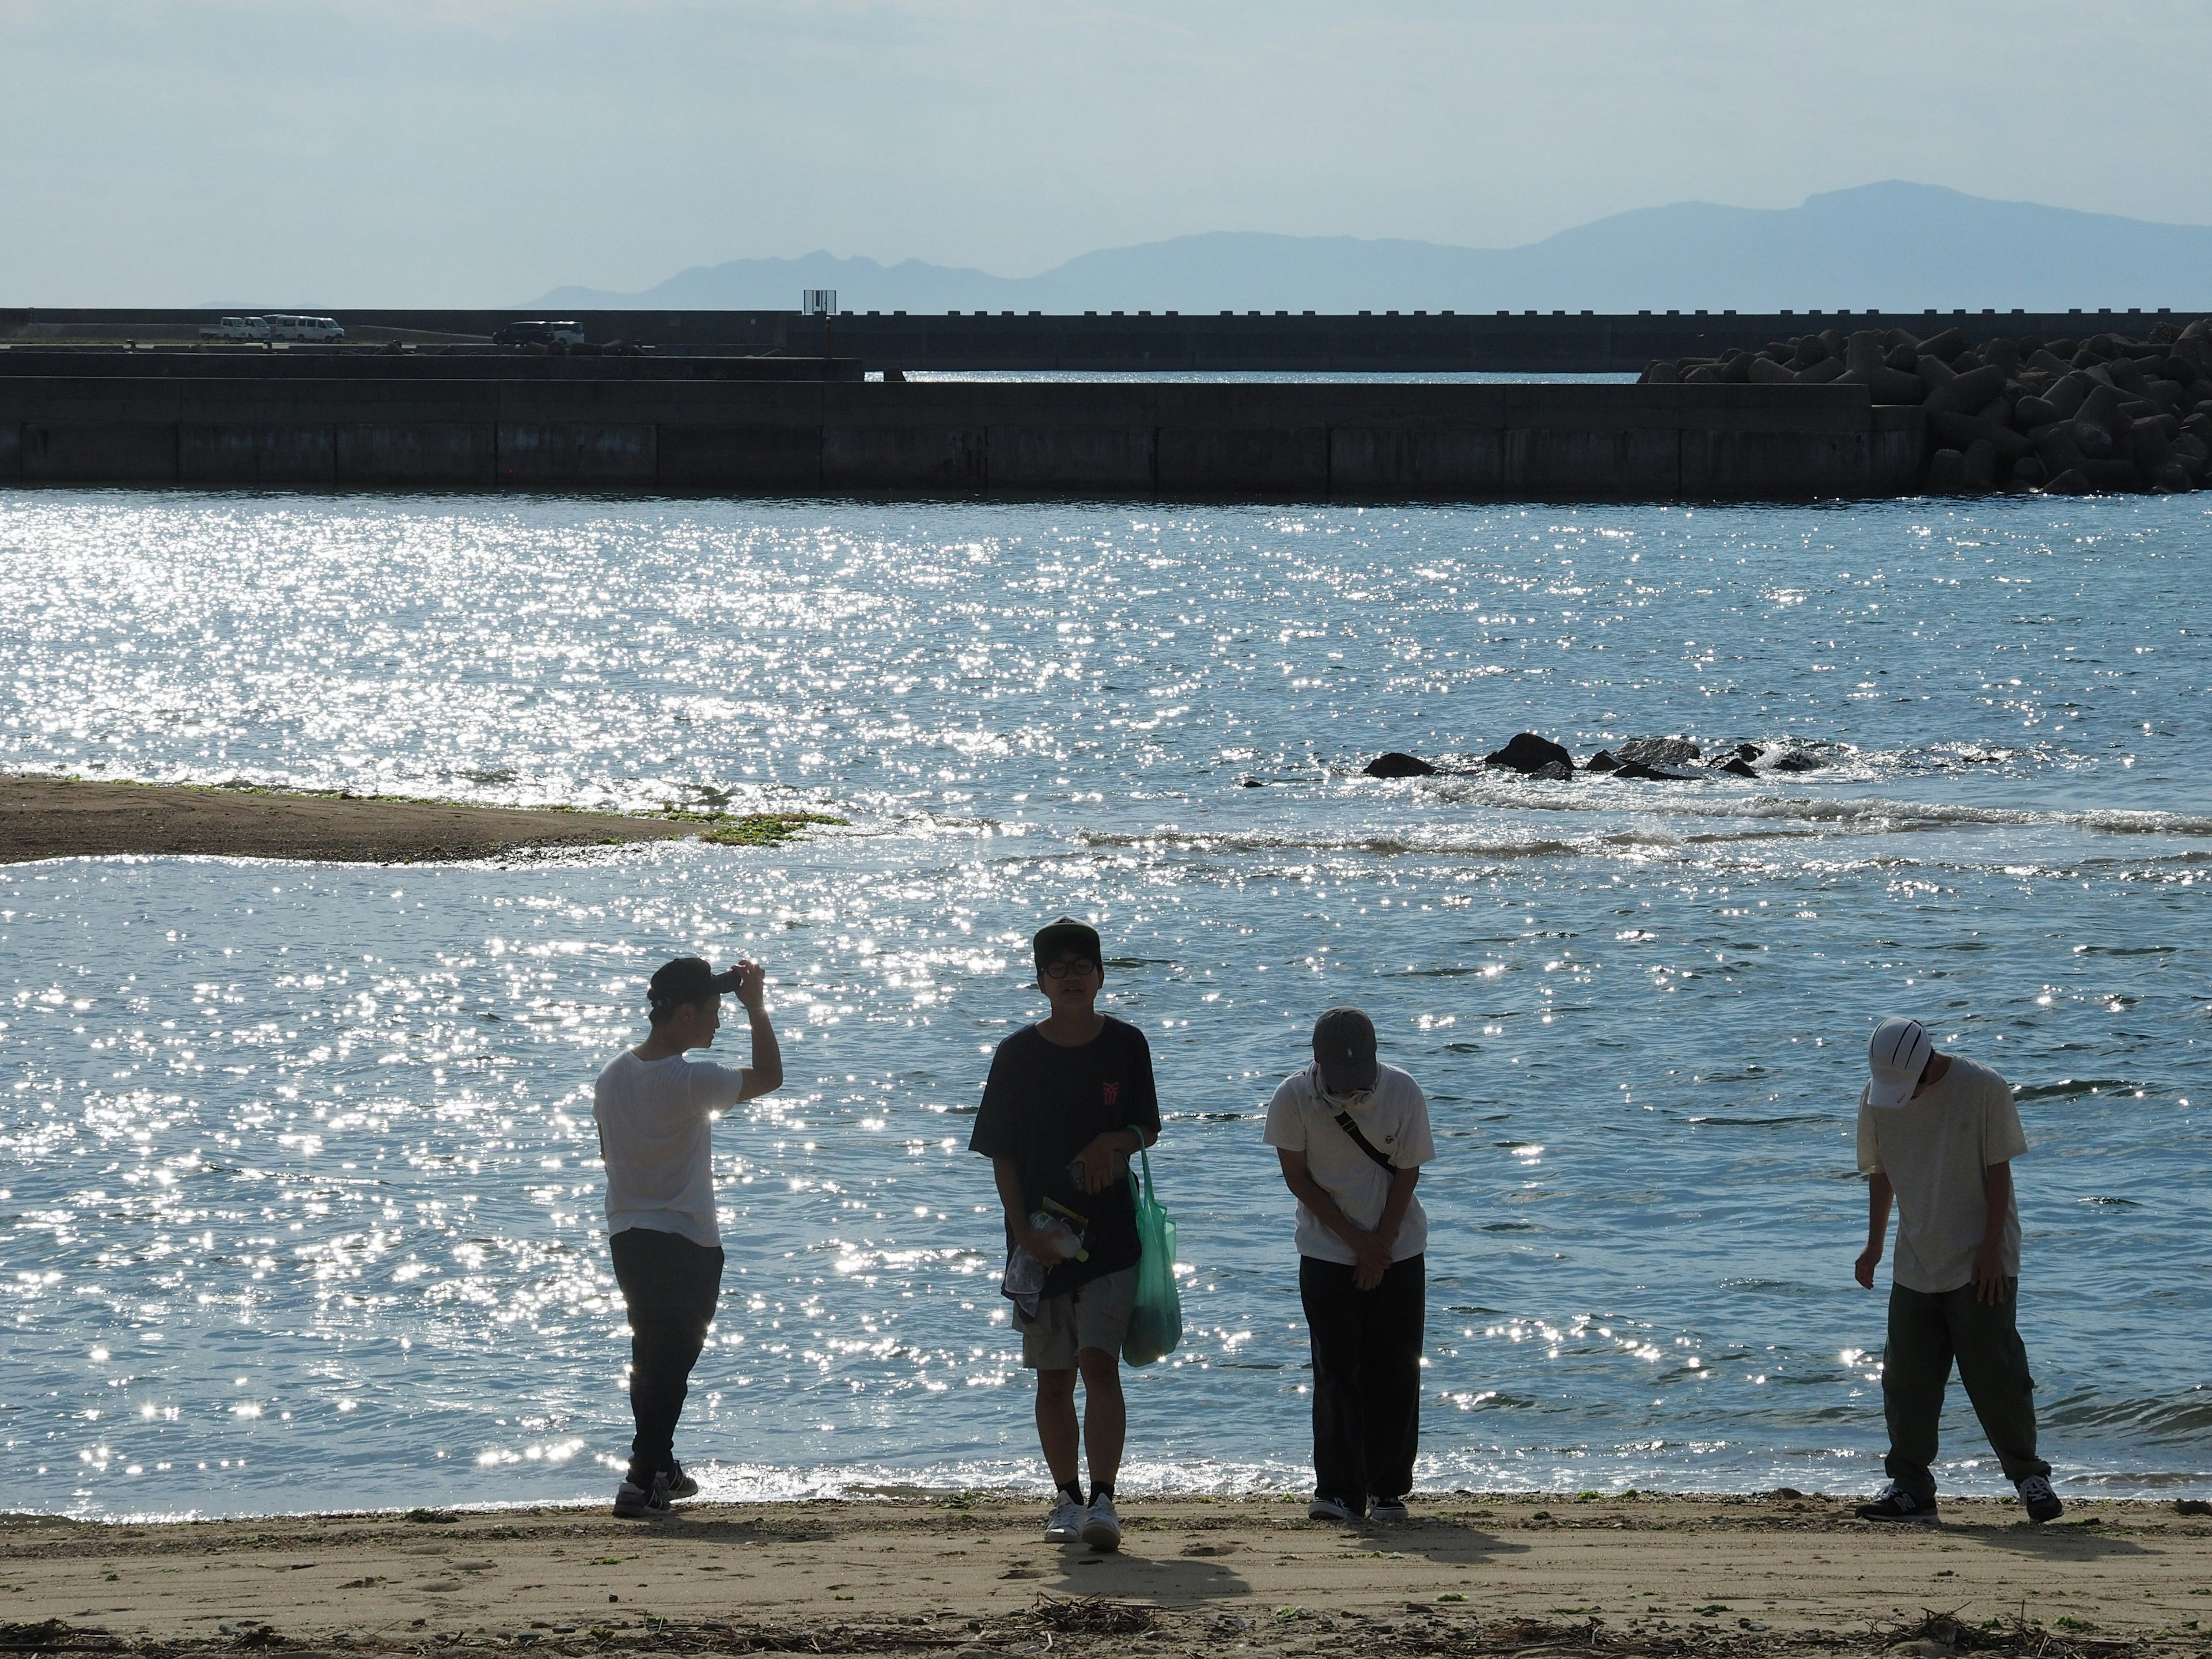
top-left (200, 316), bottom-right (271, 340)
top-left (266, 313), bottom-right (346, 342)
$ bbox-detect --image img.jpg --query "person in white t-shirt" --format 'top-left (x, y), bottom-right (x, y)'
top-left (593, 955), bottom-right (782, 1518)
top-left (1852, 1015), bottom-right (2061, 1525)
top-left (1263, 1006), bottom-right (1435, 1525)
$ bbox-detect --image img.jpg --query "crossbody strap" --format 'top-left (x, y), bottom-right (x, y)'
top-left (1332, 1108), bottom-right (1395, 1171)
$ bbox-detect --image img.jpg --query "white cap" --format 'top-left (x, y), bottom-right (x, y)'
top-left (1866, 1016), bottom-right (1933, 1108)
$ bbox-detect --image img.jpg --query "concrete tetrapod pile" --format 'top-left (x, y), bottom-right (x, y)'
top-left (1639, 316), bottom-right (2212, 494)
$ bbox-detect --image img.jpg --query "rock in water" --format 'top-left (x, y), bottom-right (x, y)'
top-left (1715, 756), bottom-right (1759, 778)
top-left (1609, 759), bottom-right (1706, 782)
top-left (1483, 732), bottom-right (1574, 774)
top-left (1613, 736), bottom-right (1702, 768)
top-left (1363, 752), bottom-right (1438, 778)
top-left (1763, 748), bottom-right (1825, 772)
top-left (1531, 759), bottom-right (1574, 782)
top-left (1584, 750), bottom-right (1622, 772)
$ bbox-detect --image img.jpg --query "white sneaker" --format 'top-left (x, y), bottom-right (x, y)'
top-left (1369, 1497), bottom-right (1411, 1524)
top-left (1080, 1494), bottom-right (1122, 1552)
top-left (1043, 1496), bottom-right (1085, 1544)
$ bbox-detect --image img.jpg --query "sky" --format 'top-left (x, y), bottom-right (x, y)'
top-left (3, 0), bottom-right (2210, 306)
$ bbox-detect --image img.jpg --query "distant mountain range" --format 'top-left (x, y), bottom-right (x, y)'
top-left (535, 182), bottom-right (2212, 315)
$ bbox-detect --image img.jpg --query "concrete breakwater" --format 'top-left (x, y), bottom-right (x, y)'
top-left (1640, 317), bottom-right (2212, 494)
top-left (0, 376), bottom-right (1919, 498)
top-left (5, 305), bottom-right (2200, 373)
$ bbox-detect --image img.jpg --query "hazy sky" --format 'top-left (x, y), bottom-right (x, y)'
top-left (5, 0), bottom-right (2210, 305)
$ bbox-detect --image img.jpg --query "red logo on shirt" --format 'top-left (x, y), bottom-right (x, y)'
top-left (1102, 1082), bottom-right (1120, 1108)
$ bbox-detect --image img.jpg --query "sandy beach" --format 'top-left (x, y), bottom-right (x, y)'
top-left (0, 775), bottom-right (838, 863)
top-left (2, 1494), bottom-right (2207, 1656)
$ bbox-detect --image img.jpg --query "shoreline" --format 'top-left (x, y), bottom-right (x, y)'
top-left (0, 773), bottom-right (843, 864)
top-left (3, 1494), bottom-right (2207, 1654)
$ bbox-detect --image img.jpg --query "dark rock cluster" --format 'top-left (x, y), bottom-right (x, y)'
top-left (1639, 316), bottom-right (2212, 494)
top-left (1362, 733), bottom-right (1824, 782)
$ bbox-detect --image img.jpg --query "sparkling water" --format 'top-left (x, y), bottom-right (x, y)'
top-left (2, 489), bottom-right (2207, 1518)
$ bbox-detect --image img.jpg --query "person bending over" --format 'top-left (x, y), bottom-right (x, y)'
top-left (1265, 1006), bottom-right (1435, 1524)
top-left (969, 919), bottom-right (1161, 1553)
top-left (1853, 1015), bottom-right (2061, 1524)
top-left (594, 956), bottom-right (782, 1518)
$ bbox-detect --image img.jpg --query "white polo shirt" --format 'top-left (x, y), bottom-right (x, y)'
top-left (1262, 1061), bottom-right (1435, 1265)
top-left (593, 1050), bottom-right (749, 1247)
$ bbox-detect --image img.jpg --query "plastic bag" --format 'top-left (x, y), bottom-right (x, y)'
top-left (1122, 1147), bottom-right (1182, 1367)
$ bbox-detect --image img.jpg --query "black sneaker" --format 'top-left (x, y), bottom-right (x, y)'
top-left (2016, 1475), bottom-right (2062, 1522)
top-left (662, 1461), bottom-right (700, 1501)
top-left (613, 1471), bottom-right (671, 1519)
top-left (1854, 1483), bottom-right (1939, 1523)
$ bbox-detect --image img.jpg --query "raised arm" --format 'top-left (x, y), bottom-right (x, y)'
top-left (730, 961), bottom-right (783, 1099)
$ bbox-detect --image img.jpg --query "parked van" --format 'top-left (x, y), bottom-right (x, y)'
top-left (200, 316), bottom-right (271, 340)
top-left (266, 314), bottom-right (346, 342)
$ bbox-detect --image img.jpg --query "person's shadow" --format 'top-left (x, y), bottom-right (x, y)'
top-left (1033, 1550), bottom-right (1253, 1606)
top-left (1369, 1517), bottom-right (1526, 1569)
top-left (1954, 1520), bottom-right (2150, 1559)
top-left (1029, 1517), bottom-right (1522, 1604)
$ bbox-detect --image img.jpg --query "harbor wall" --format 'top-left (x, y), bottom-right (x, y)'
top-left (0, 378), bottom-right (1926, 500)
top-left (2, 306), bottom-right (2200, 372)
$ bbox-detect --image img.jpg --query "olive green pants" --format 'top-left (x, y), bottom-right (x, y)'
top-left (1882, 1278), bottom-right (2051, 1502)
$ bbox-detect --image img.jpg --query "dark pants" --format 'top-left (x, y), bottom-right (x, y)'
top-left (1882, 1278), bottom-right (2050, 1502)
top-left (609, 1227), bottom-right (725, 1484)
top-left (1300, 1253), bottom-right (1424, 1508)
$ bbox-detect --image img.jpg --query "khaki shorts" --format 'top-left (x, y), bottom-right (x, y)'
top-left (1014, 1264), bottom-right (1138, 1370)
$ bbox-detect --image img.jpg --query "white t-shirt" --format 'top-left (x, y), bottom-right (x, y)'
top-left (593, 1050), bottom-right (750, 1247)
top-left (1855, 1055), bottom-right (2027, 1294)
top-left (1262, 1062), bottom-right (1435, 1266)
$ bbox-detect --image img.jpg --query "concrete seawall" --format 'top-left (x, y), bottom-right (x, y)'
top-left (5, 306), bottom-right (2199, 372)
top-left (0, 378), bottom-right (1926, 499)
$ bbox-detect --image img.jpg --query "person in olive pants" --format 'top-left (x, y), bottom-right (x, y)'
top-left (1853, 1016), bottom-right (2061, 1524)
top-left (1878, 1280), bottom-right (2048, 1506)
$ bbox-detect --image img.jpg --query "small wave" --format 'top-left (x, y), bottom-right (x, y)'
top-left (2013, 1078), bottom-right (2138, 1101)
top-left (2040, 1387), bottom-right (2212, 1440)
top-left (1686, 1115), bottom-right (1827, 1128)
top-left (1074, 827), bottom-right (1602, 858)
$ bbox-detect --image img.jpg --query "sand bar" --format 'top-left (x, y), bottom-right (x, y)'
top-left (0, 776), bottom-right (840, 865)
top-left (2, 1494), bottom-right (2207, 1656)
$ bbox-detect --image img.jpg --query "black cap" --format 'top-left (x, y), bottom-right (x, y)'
top-left (647, 956), bottom-right (743, 1012)
top-left (1032, 917), bottom-right (1102, 969)
top-left (1312, 1006), bottom-right (1378, 1092)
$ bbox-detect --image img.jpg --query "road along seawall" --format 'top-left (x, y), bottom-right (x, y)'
top-left (0, 378), bottom-right (1926, 500)
top-left (2, 306), bottom-right (2200, 372)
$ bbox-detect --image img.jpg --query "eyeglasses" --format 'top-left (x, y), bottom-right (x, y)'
top-left (1041, 959), bottom-right (1101, 980)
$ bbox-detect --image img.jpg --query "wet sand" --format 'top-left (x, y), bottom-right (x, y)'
top-left (2, 1494), bottom-right (2206, 1656)
top-left (0, 776), bottom-right (821, 863)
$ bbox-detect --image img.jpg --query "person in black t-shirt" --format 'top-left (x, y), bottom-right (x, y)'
top-left (969, 918), bottom-right (1161, 1554)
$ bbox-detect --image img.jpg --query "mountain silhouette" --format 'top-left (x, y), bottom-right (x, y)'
top-left (535, 183), bottom-right (2212, 315)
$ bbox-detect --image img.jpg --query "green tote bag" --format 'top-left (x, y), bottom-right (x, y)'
top-left (1122, 1146), bottom-right (1183, 1367)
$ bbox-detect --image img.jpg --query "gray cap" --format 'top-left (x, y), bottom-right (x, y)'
top-left (1312, 1006), bottom-right (1378, 1093)
top-left (647, 956), bottom-right (744, 1012)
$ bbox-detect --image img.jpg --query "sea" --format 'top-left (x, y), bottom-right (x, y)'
top-left (1, 486), bottom-right (2207, 1520)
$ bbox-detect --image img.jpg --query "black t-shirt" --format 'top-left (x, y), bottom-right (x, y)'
top-left (969, 1016), bottom-right (1162, 1295)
